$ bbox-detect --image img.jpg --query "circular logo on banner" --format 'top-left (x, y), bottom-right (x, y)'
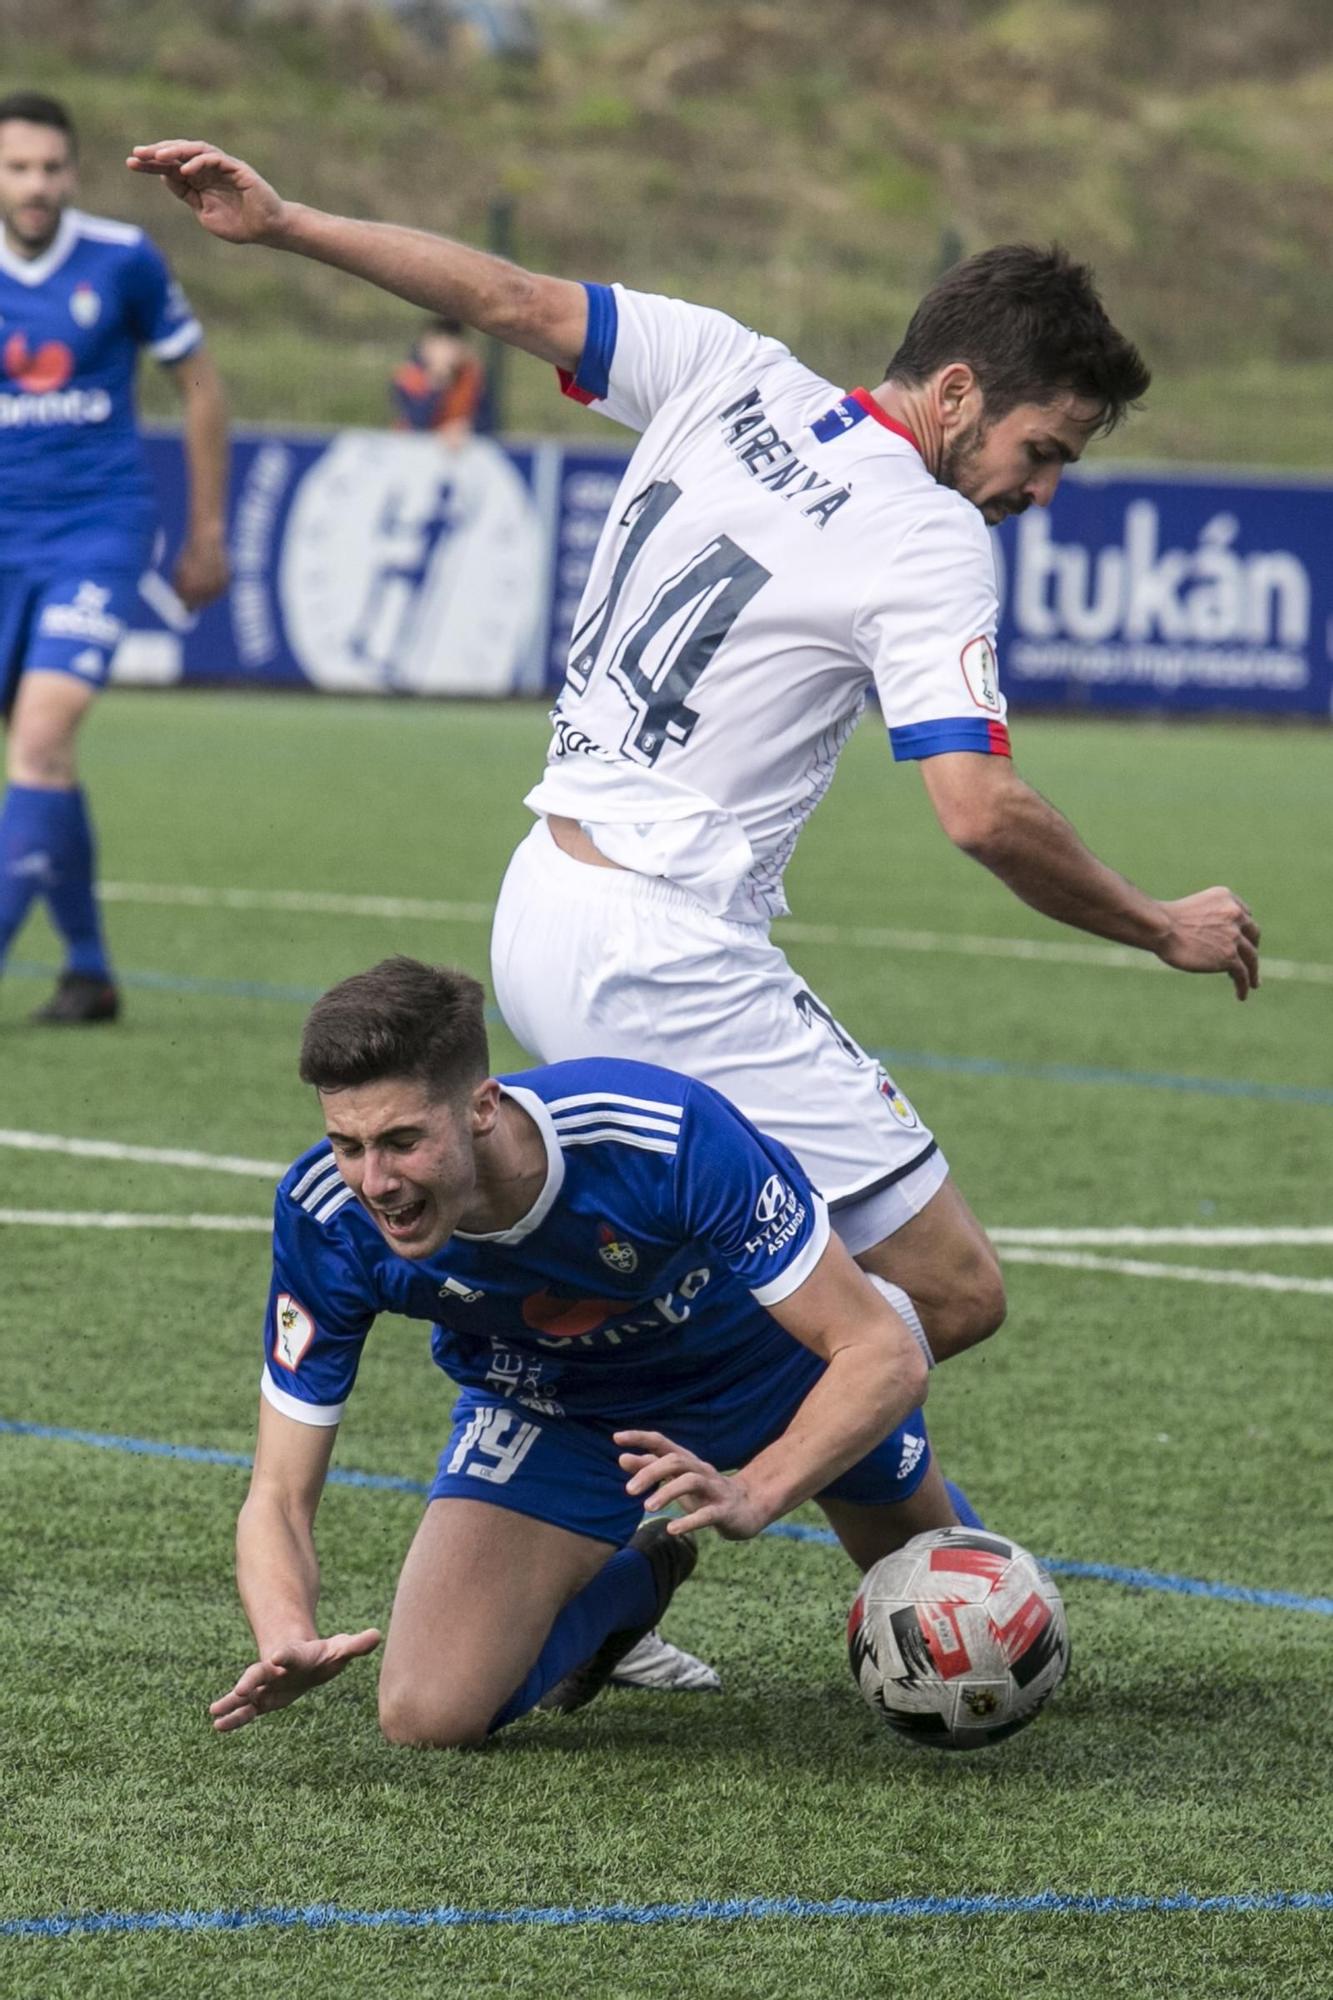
top-left (278, 432), bottom-right (546, 694)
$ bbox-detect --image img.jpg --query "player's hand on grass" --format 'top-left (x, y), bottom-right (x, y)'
top-left (127, 142), bottom-right (287, 247)
top-left (209, 1629), bottom-right (381, 1732)
top-left (616, 1430), bottom-right (767, 1540)
top-left (1155, 888), bottom-right (1261, 1001)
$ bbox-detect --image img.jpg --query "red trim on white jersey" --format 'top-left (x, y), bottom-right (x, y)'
top-left (849, 388), bottom-right (922, 457)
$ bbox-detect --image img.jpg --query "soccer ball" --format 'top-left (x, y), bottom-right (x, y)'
top-left (848, 1527), bottom-right (1070, 1750)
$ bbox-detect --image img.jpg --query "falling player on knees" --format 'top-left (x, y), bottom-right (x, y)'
top-left (211, 957), bottom-right (993, 1744)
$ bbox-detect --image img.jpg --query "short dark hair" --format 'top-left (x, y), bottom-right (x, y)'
top-left (886, 244), bottom-right (1150, 436)
top-left (0, 93), bottom-right (77, 155)
top-left (299, 957), bottom-right (490, 1102)
top-left (423, 316), bottom-right (465, 337)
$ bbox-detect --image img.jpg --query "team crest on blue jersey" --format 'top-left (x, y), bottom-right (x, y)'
top-left (69, 282), bottom-right (101, 328)
top-left (597, 1223), bottom-right (639, 1275)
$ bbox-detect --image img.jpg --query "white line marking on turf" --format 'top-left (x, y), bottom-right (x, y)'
top-left (0, 1209), bottom-right (267, 1232)
top-left (998, 1247), bottom-right (1333, 1296)
top-left (0, 1129), bottom-right (283, 1178)
top-left (94, 881), bottom-right (1333, 988)
top-left (777, 921), bottom-right (1333, 988)
top-left (993, 1227), bottom-right (1333, 1248)
top-left (98, 881), bottom-right (494, 923)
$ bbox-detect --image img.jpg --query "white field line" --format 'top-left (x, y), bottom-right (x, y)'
top-left (2, 1189), bottom-right (1330, 1301)
top-left (0, 1209), bottom-right (267, 1232)
top-left (0, 1129), bottom-right (283, 1178)
top-left (778, 921), bottom-right (1333, 988)
top-left (95, 880), bottom-right (1333, 989)
top-left (98, 881), bottom-right (493, 924)
top-left (992, 1226), bottom-right (1333, 1248)
top-left (998, 1246), bottom-right (1333, 1297)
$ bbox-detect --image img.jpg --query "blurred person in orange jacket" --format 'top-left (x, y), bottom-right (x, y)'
top-left (392, 315), bottom-right (492, 440)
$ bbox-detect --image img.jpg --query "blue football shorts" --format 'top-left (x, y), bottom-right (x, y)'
top-left (428, 1348), bottom-right (932, 1547)
top-left (0, 565), bottom-right (145, 713)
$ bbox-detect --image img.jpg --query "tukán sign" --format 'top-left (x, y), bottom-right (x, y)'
top-left (120, 429), bottom-right (1333, 716)
top-left (993, 471), bottom-right (1330, 715)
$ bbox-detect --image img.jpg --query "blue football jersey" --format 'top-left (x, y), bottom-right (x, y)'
top-left (263, 1059), bottom-right (832, 1431)
top-left (0, 208), bottom-right (202, 562)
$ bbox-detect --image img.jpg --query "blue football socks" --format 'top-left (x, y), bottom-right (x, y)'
top-left (0, 783), bottom-right (110, 977)
top-left (487, 1542), bottom-right (658, 1733)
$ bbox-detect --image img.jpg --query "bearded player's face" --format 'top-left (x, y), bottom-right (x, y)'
top-left (939, 390), bottom-right (1103, 527)
top-left (0, 120), bottom-right (76, 256)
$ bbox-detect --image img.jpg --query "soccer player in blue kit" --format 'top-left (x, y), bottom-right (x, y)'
top-left (0, 94), bottom-right (229, 1023)
top-left (212, 957), bottom-right (986, 1747)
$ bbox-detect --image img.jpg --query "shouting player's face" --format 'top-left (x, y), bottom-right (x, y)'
top-left (939, 390), bottom-right (1103, 527)
top-left (320, 1075), bottom-right (499, 1259)
top-left (0, 120), bottom-right (76, 257)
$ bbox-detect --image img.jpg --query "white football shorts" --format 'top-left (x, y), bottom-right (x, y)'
top-left (490, 821), bottom-right (949, 1255)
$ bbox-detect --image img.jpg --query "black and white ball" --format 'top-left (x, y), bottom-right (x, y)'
top-left (848, 1527), bottom-right (1070, 1750)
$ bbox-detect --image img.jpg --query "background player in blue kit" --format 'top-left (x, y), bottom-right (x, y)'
top-left (213, 957), bottom-right (989, 1748)
top-left (0, 94), bottom-right (229, 1023)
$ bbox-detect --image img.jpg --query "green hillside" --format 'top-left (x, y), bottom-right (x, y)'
top-left (12, 0), bottom-right (1333, 464)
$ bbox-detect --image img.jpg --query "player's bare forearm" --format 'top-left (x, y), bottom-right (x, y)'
top-left (732, 1339), bottom-right (925, 1527)
top-left (128, 141), bottom-right (586, 369)
top-left (235, 1487), bottom-right (323, 1654)
top-left (920, 752), bottom-right (1260, 998)
top-left (618, 1255), bottom-right (928, 1538)
top-left (275, 207), bottom-right (586, 367)
top-left (616, 1344), bottom-right (922, 1539)
top-left (958, 776), bottom-right (1169, 946)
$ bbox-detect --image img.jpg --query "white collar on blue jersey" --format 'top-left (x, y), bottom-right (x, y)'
top-left (452, 1084), bottom-right (566, 1245)
top-left (0, 205), bottom-right (82, 287)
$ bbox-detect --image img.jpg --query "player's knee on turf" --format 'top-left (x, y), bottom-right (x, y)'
top-left (377, 1679), bottom-right (493, 1750)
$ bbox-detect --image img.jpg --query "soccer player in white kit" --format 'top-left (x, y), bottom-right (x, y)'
top-left (130, 140), bottom-right (1261, 1373)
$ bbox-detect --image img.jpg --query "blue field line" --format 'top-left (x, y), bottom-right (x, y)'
top-left (874, 1046), bottom-right (1333, 1110)
top-left (9, 959), bottom-right (324, 1006)
top-left (6, 959), bottom-right (1328, 1107)
top-left (4, 1887), bottom-right (1331, 1943)
top-left (0, 1418), bottom-right (429, 1497)
top-left (5, 1416), bottom-right (1333, 1618)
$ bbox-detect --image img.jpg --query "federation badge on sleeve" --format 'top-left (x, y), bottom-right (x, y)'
top-left (273, 1293), bottom-right (316, 1371)
top-left (960, 634), bottom-right (1001, 712)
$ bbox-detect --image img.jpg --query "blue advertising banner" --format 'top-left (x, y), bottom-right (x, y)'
top-left (990, 469), bottom-right (1333, 717)
top-left (121, 429), bottom-right (1332, 717)
top-left (124, 427), bottom-right (552, 696)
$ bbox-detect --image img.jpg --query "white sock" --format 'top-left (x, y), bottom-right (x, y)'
top-left (863, 1272), bottom-right (936, 1370)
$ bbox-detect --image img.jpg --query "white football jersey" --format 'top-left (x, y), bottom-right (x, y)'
top-left (526, 284), bottom-right (1010, 922)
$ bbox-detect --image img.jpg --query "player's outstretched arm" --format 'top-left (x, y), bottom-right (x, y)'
top-left (617, 1238), bottom-right (927, 1538)
top-left (920, 751), bottom-right (1261, 1001)
top-left (214, 1398), bottom-right (381, 1732)
top-left (127, 140), bottom-right (588, 370)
